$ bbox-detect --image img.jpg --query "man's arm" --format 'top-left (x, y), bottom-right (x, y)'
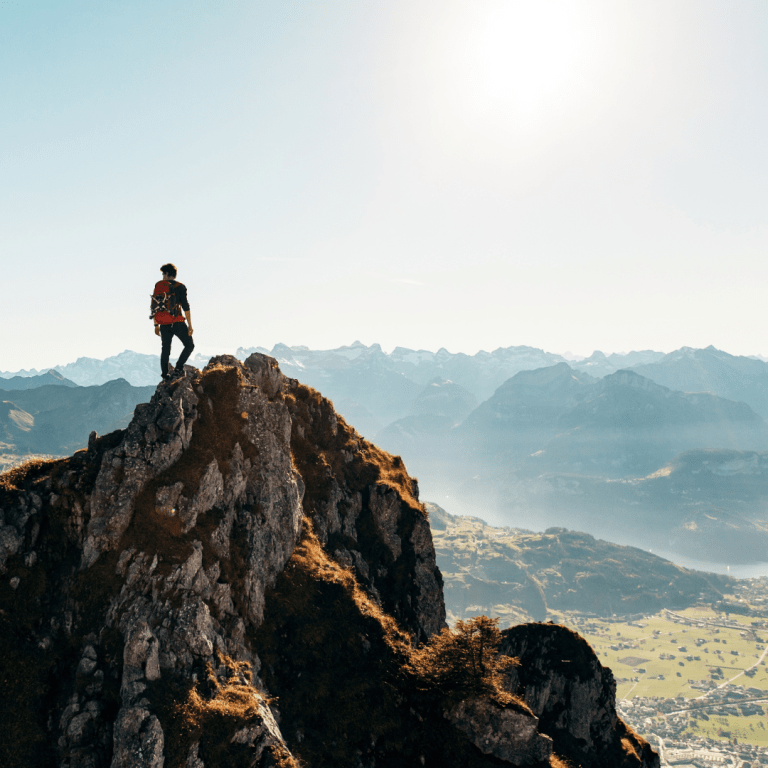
top-left (176, 284), bottom-right (193, 335)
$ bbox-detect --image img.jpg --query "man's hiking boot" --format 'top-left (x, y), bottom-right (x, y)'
top-left (168, 367), bottom-right (184, 381)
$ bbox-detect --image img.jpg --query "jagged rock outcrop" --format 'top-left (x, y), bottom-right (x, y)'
top-left (0, 354), bottom-right (657, 768)
top-left (500, 624), bottom-right (659, 768)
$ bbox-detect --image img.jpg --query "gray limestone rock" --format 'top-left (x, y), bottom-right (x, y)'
top-left (444, 697), bottom-right (552, 765)
top-left (243, 353), bottom-right (284, 399)
top-left (110, 708), bottom-right (164, 768)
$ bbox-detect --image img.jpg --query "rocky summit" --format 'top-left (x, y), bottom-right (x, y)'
top-left (0, 354), bottom-right (658, 768)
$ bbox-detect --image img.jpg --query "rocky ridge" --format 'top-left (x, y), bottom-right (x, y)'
top-left (0, 354), bottom-right (655, 767)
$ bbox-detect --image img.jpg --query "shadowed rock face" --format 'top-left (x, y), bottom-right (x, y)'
top-left (500, 624), bottom-right (660, 768)
top-left (0, 354), bottom-right (656, 768)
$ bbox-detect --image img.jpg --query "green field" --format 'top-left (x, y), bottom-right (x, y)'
top-left (686, 713), bottom-right (768, 747)
top-left (550, 607), bottom-right (768, 700)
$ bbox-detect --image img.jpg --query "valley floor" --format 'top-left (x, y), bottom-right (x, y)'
top-left (528, 597), bottom-right (768, 765)
top-left (452, 571), bottom-right (768, 763)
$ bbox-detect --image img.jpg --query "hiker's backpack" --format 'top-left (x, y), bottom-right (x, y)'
top-left (149, 280), bottom-right (182, 320)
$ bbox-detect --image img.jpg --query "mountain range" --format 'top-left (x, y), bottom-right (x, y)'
top-left (0, 351), bottom-right (212, 388)
top-left (6, 341), bottom-right (768, 427)
top-left (632, 345), bottom-right (768, 420)
top-left (458, 364), bottom-right (768, 477)
top-left (0, 370), bottom-right (78, 390)
top-left (5, 342), bottom-right (768, 564)
top-left (383, 362), bottom-right (768, 563)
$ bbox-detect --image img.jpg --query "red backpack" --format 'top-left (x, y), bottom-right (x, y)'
top-left (149, 280), bottom-right (182, 320)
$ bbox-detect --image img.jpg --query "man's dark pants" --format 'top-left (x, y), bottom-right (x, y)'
top-left (160, 323), bottom-right (195, 376)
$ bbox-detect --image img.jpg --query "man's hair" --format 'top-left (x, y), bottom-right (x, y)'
top-left (160, 263), bottom-right (177, 278)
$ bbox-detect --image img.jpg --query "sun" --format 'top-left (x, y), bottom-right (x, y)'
top-left (411, 2), bottom-right (609, 162)
top-left (469, 3), bottom-right (590, 119)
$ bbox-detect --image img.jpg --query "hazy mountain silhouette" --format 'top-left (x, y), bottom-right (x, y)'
top-left (0, 379), bottom-right (155, 454)
top-left (390, 364), bottom-right (768, 481)
top-left (537, 369), bottom-right (768, 478)
top-left (237, 341), bottom-right (569, 430)
top-left (1, 351), bottom-right (212, 387)
top-left (375, 378), bottom-right (478, 465)
top-left (457, 363), bottom-right (595, 457)
top-left (375, 364), bottom-right (768, 563)
top-left (386, 344), bottom-right (568, 400)
top-left (571, 349), bottom-right (665, 377)
top-left (0, 370), bottom-right (78, 389)
top-left (0, 400), bottom-right (34, 449)
top-left (411, 377), bottom-right (478, 421)
top-left (631, 345), bottom-right (768, 419)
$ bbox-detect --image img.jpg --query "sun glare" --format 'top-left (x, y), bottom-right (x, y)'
top-left (472, 4), bottom-right (589, 119)
top-left (411, 2), bottom-right (613, 167)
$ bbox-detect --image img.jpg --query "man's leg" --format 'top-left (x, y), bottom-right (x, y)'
top-left (172, 323), bottom-right (195, 372)
top-left (160, 325), bottom-right (174, 377)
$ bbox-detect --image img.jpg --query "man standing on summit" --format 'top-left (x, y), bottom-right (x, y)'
top-left (150, 263), bottom-right (195, 381)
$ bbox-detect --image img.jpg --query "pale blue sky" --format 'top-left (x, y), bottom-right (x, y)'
top-left (2, 0), bottom-right (767, 370)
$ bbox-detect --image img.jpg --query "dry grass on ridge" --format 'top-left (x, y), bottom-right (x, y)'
top-left (153, 651), bottom-right (299, 768)
top-left (254, 518), bottom-right (533, 766)
top-left (0, 455), bottom-right (63, 492)
top-left (284, 382), bottom-right (424, 515)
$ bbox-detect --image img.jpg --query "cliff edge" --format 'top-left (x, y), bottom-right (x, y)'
top-left (0, 354), bottom-right (657, 767)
